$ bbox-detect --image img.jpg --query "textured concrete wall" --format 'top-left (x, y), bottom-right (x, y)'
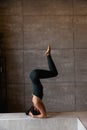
top-left (0, 0), bottom-right (87, 112)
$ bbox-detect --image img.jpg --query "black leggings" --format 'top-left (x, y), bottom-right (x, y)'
top-left (30, 55), bottom-right (58, 99)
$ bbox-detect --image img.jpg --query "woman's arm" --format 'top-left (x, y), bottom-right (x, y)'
top-left (30, 101), bottom-right (47, 118)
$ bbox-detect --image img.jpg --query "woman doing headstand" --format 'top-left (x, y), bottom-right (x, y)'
top-left (26, 45), bottom-right (58, 118)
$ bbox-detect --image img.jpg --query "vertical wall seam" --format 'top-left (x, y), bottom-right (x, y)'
top-left (21, 0), bottom-right (25, 111)
top-left (72, 0), bottom-right (77, 111)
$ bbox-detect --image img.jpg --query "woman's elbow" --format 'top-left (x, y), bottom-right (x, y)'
top-left (41, 113), bottom-right (47, 118)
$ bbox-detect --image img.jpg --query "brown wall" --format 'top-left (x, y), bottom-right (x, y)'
top-left (0, 0), bottom-right (87, 112)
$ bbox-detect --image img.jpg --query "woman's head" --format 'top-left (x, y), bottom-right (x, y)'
top-left (26, 105), bottom-right (40, 115)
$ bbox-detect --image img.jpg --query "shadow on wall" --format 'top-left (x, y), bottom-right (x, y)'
top-left (0, 33), bottom-right (4, 51)
top-left (0, 12), bottom-right (25, 112)
top-left (0, 33), bottom-right (8, 113)
top-left (0, 32), bottom-right (24, 112)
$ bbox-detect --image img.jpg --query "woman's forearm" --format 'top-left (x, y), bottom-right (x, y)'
top-left (33, 113), bottom-right (47, 118)
top-left (29, 111), bottom-right (47, 118)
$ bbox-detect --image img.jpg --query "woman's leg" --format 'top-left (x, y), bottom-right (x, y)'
top-left (30, 55), bottom-right (58, 80)
top-left (30, 45), bottom-right (58, 80)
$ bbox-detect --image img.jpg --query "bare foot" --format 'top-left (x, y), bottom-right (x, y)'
top-left (45, 45), bottom-right (51, 56)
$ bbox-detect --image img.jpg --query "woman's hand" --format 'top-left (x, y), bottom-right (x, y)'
top-left (29, 112), bottom-right (34, 118)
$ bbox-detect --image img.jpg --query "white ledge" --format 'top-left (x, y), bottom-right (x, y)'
top-left (0, 113), bottom-right (86, 130)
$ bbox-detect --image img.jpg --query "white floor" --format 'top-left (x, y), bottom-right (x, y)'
top-left (0, 113), bottom-right (86, 130)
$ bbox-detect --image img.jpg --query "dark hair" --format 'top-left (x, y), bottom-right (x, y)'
top-left (26, 105), bottom-right (40, 115)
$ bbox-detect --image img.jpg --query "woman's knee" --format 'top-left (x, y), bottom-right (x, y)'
top-left (30, 69), bottom-right (38, 81)
top-left (54, 70), bottom-right (58, 77)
